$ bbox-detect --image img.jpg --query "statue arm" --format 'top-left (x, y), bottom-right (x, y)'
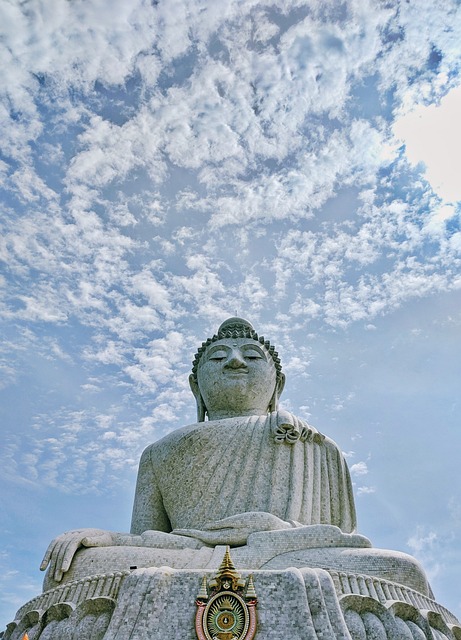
top-left (40, 446), bottom-right (173, 584)
top-left (130, 444), bottom-right (171, 535)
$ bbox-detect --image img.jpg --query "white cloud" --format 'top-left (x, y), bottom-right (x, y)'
top-left (407, 528), bottom-right (437, 554)
top-left (377, 0), bottom-right (461, 102)
top-left (393, 85), bottom-right (461, 203)
top-left (125, 331), bottom-right (187, 392)
top-left (350, 461), bottom-right (368, 477)
top-left (407, 526), bottom-right (442, 582)
top-left (0, 406), bottom-right (171, 494)
top-left (357, 486), bottom-right (376, 496)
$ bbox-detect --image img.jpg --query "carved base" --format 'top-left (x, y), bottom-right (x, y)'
top-left (3, 567), bottom-right (460, 640)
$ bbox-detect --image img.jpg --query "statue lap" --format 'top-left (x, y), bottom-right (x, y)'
top-left (43, 525), bottom-right (431, 597)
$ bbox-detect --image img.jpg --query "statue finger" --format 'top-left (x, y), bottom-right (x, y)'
top-left (202, 516), bottom-right (241, 530)
top-left (54, 568), bottom-right (64, 582)
top-left (47, 541), bottom-right (63, 581)
top-left (40, 539), bottom-right (56, 571)
top-left (172, 528), bottom-right (202, 538)
top-left (202, 522), bottom-right (228, 531)
top-left (81, 532), bottom-right (111, 547)
top-left (199, 529), bottom-right (237, 544)
top-left (174, 528), bottom-right (221, 543)
top-left (193, 532), bottom-right (220, 543)
top-left (81, 535), bottom-right (99, 546)
top-left (59, 537), bottom-right (82, 576)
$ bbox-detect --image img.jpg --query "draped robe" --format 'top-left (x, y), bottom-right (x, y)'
top-left (131, 410), bottom-right (356, 537)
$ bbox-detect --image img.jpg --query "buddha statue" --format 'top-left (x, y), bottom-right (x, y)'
top-left (39, 318), bottom-right (431, 598)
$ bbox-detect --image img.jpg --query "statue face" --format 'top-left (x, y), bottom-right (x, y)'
top-left (194, 337), bottom-right (281, 419)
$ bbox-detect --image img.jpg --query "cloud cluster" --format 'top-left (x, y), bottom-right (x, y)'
top-left (1, 406), bottom-right (167, 494)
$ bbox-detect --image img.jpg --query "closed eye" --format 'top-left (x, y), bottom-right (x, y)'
top-left (208, 352), bottom-right (228, 360)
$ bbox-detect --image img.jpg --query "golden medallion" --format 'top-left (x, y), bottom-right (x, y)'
top-left (195, 547), bottom-right (257, 640)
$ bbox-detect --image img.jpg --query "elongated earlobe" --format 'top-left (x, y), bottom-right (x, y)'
top-left (195, 395), bottom-right (206, 422)
top-left (269, 373), bottom-right (286, 412)
top-left (269, 392), bottom-right (278, 413)
top-left (189, 374), bottom-right (207, 422)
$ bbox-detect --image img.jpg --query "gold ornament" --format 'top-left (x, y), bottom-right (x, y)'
top-left (195, 547), bottom-right (257, 640)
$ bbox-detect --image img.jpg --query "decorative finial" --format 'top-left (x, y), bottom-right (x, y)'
top-left (218, 545), bottom-right (237, 574)
top-left (209, 546), bottom-right (245, 591)
top-left (245, 575), bottom-right (257, 599)
top-left (196, 575), bottom-right (208, 600)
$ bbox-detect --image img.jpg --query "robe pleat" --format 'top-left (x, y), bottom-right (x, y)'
top-left (148, 411), bottom-right (356, 534)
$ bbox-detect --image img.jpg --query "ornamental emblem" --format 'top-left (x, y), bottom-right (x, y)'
top-left (195, 547), bottom-right (258, 640)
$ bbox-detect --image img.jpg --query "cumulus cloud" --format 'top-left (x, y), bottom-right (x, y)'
top-left (393, 85), bottom-right (461, 203)
top-left (350, 461), bottom-right (368, 477)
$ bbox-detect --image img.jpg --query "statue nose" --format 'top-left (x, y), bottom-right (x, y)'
top-left (225, 351), bottom-right (247, 368)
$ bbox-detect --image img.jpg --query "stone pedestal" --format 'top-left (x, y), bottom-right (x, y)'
top-left (4, 565), bottom-right (460, 640)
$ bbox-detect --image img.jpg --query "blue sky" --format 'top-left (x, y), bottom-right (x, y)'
top-left (1, 0), bottom-right (461, 629)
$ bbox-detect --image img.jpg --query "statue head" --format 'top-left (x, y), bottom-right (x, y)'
top-left (189, 318), bottom-right (286, 421)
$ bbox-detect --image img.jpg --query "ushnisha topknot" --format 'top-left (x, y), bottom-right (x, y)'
top-left (191, 317), bottom-right (283, 382)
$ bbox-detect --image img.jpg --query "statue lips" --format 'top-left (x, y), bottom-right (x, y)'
top-left (223, 362), bottom-right (249, 376)
top-left (223, 370), bottom-right (248, 376)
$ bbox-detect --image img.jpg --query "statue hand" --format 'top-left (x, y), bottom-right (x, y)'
top-left (173, 512), bottom-right (293, 546)
top-left (140, 530), bottom-right (203, 549)
top-left (40, 528), bottom-right (114, 582)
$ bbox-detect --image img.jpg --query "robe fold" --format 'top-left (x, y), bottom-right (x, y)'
top-left (131, 411), bottom-right (356, 536)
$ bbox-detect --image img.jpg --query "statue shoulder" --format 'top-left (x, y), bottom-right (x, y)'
top-left (321, 432), bottom-right (345, 453)
top-left (144, 421), bottom-right (207, 457)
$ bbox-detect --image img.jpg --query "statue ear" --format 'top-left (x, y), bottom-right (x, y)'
top-left (269, 373), bottom-right (286, 412)
top-left (189, 374), bottom-right (206, 422)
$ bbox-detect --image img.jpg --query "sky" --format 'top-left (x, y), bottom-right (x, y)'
top-left (1, 0), bottom-right (461, 630)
